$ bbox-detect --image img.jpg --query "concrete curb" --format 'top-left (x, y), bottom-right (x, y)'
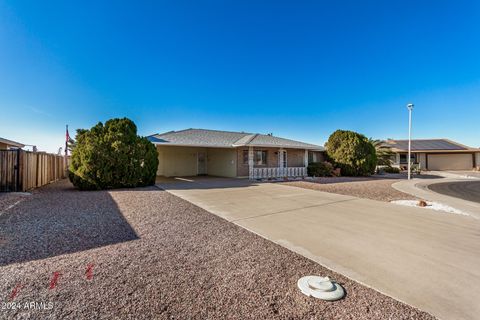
top-left (392, 178), bottom-right (480, 219)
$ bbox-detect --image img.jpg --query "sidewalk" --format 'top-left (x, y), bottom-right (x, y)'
top-left (392, 177), bottom-right (480, 219)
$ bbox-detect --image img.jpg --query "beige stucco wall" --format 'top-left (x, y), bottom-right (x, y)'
top-left (207, 148), bottom-right (237, 177)
top-left (476, 153), bottom-right (480, 169)
top-left (157, 146), bottom-right (207, 177)
top-left (418, 153), bottom-right (427, 170)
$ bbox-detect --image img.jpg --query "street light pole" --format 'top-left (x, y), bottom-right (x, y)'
top-left (407, 103), bottom-right (414, 180)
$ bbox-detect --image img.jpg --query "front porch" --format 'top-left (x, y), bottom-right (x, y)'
top-left (241, 147), bottom-right (310, 180)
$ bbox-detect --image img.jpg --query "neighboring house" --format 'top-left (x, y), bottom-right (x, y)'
top-left (147, 129), bottom-right (324, 179)
top-left (0, 137), bottom-right (25, 150)
top-left (385, 139), bottom-right (480, 171)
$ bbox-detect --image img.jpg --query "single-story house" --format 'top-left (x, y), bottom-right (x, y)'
top-left (0, 137), bottom-right (25, 150)
top-left (385, 139), bottom-right (480, 171)
top-left (147, 129), bottom-right (324, 179)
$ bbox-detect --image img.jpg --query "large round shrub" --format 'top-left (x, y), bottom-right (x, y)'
top-left (69, 118), bottom-right (159, 190)
top-left (325, 130), bottom-right (377, 176)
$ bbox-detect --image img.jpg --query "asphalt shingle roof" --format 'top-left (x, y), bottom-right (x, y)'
top-left (385, 139), bottom-right (469, 151)
top-left (0, 137), bottom-right (25, 148)
top-left (148, 129), bottom-right (323, 150)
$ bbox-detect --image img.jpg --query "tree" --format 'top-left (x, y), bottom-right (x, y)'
top-left (69, 118), bottom-right (159, 190)
top-left (369, 138), bottom-right (395, 166)
top-left (325, 130), bottom-right (377, 176)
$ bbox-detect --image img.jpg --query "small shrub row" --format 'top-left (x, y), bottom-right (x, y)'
top-left (307, 161), bottom-right (337, 177)
top-left (383, 166), bottom-right (400, 174)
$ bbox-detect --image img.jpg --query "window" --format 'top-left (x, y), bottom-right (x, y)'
top-left (255, 150), bottom-right (267, 165)
top-left (242, 150), bottom-right (249, 164)
top-left (308, 151), bottom-right (317, 164)
top-left (400, 153), bottom-right (416, 164)
top-left (242, 150), bottom-right (268, 165)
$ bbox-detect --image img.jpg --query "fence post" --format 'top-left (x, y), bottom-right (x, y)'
top-left (15, 149), bottom-right (20, 192)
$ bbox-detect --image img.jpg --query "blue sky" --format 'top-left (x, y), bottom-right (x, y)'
top-left (0, 0), bottom-right (479, 152)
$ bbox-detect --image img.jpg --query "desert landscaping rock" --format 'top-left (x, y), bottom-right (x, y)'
top-left (282, 176), bottom-right (418, 202)
top-left (0, 180), bottom-right (434, 319)
top-left (0, 192), bottom-right (30, 215)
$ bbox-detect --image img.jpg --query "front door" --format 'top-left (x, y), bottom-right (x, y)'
top-left (197, 152), bottom-right (207, 175)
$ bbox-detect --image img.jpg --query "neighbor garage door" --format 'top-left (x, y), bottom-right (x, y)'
top-left (428, 154), bottom-right (473, 170)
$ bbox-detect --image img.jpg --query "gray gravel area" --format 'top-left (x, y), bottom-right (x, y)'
top-left (282, 176), bottom-right (418, 202)
top-left (0, 180), bottom-right (434, 319)
top-left (0, 192), bottom-right (30, 213)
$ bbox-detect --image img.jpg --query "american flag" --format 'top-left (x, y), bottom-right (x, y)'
top-left (65, 125), bottom-right (69, 156)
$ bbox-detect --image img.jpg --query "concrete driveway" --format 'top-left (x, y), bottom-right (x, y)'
top-left (158, 177), bottom-right (480, 320)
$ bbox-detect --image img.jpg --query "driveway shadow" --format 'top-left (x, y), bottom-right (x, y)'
top-left (0, 180), bottom-right (140, 266)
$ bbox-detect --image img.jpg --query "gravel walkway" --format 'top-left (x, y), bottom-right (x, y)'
top-left (282, 177), bottom-right (418, 202)
top-left (0, 180), bottom-right (434, 319)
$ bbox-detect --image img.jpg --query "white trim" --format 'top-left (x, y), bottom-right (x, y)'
top-left (248, 147), bottom-right (254, 179)
top-left (250, 167), bottom-right (307, 180)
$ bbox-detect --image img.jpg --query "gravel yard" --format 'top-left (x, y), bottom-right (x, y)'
top-left (0, 192), bottom-right (30, 214)
top-left (281, 176), bottom-right (418, 202)
top-left (0, 180), bottom-right (434, 319)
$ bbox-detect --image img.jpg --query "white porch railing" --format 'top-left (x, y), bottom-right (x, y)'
top-left (249, 167), bottom-right (307, 180)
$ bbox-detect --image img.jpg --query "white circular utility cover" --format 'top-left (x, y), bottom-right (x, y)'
top-left (297, 276), bottom-right (345, 301)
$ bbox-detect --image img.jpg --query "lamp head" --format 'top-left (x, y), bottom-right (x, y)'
top-left (407, 103), bottom-right (414, 110)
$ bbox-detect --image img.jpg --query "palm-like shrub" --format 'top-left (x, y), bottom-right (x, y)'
top-left (325, 130), bottom-right (377, 176)
top-left (369, 138), bottom-right (395, 166)
top-left (69, 118), bottom-right (159, 190)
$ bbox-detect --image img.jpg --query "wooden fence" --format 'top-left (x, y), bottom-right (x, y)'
top-left (0, 149), bottom-right (66, 192)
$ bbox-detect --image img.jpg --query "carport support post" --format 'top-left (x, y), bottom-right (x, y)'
top-left (304, 149), bottom-right (308, 177)
top-left (248, 146), bottom-right (254, 180)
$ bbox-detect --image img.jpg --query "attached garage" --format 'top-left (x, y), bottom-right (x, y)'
top-left (427, 153), bottom-right (473, 171)
top-left (386, 139), bottom-right (480, 171)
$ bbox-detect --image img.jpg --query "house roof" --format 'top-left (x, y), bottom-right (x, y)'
top-left (385, 139), bottom-right (477, 152)
top-left (0, 137), bottom-right (25, 148)
top-left (147, 129), bottom-right (324, 150)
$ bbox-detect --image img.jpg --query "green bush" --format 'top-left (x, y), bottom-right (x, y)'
top-left (307, 161), bottom-right (334, 177)
top-left (325, 130), bottom-right (377, 176)
top-left (383, 166), bottom-right (400, 174)
top-left (69, 118), bottom-right (159, 190)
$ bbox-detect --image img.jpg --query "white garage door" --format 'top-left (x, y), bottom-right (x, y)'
top-left (428, 154), bottom-right (473, 170)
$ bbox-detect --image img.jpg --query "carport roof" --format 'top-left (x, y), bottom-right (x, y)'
top-left (147, 129), bottom-right (324, 150)
top-left (385, 139), bottom-right (477, 152)
top-left (0, 137), bottom-right (25, 148)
